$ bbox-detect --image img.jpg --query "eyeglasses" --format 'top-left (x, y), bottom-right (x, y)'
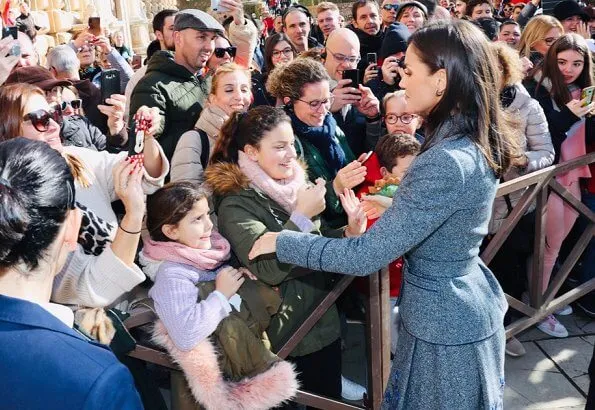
top-left (76, 45), bottom-right (95, 53)
top-left (543, 36), bottom-right (560, 46)
top-left (382, 4), bottom-right (399, 11)
top-left (384, 113), bottom-right (418, 125)
top-left (272, 47), bottom-right (294, 58)
top-left (214, 46), bottom-right (237, 59)
top-left (326, 49), bottom-right (361, 65)
top-left (295, 95), bottom-right (335, 110)
top-left (23, 106), bottom-right (63, 132)
top-left (61, 99), bottom-right (82, 111)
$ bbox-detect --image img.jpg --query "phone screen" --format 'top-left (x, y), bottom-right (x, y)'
top-left (88, 17), bottom-right (101, 36)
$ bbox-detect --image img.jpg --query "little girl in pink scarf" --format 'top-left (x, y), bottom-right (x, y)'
top-left (141, 181), bottom-right (298, 409)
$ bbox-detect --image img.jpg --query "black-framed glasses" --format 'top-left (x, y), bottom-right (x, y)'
top-left (295, 95), bottom-right (335, 110)
top-left (384, 113), bottom-right (418, 125)
top-left (326, 49), bottom-right (361, 65)
top-left (214, 46), bottom-right (237, 58)
top-left (382, 4), bottom-right (399, 11)
top-left (61, 99), bottom-right (82, 111)
top-left (23, 106), bottom-right (63, 132)
top-left (272, 47), bottom-right (294, 58)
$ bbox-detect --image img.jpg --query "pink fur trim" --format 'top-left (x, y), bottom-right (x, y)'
top-left (152, 321), bottom-right (299, 410)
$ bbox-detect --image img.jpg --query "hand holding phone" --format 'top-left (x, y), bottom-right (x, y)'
top-left (342, 69), bottom-right (361, 96)
top-left (211, 0), bottom-right (230, 13)
top-left (88, 17), bottom-right (101, 36)
top-left (581, 86), bottom-right (595, 107)
top-left (100, 69), bottom-right (121, 104)
top-left (367, 53), bottom-right (377, 67)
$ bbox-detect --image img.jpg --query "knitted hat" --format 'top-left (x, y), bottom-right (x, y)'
top-left (553, 0), bottom-right (590, 22)
top-left (379, 23), bottom-right (411, 59)
top-left (396, 1), bottom-right (429, 21)
top-left (174, 9), bottom-right (225, 33)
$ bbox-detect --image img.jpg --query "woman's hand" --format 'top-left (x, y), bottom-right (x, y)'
top-left (340, 188), bottom-right (366, 237)
top-left (238, 267), bottom-right (258, 280)
top-left (248, 232), bottom-right (280, 260)
top-left (216, 266), bottom-right (245, 299)
top-left (361, 194), bottom-right (393, 219)
top-left (98, 94), bottom-right (126, 136)
top-left (577, 21), bottom-right (591, 40)
top-left (93, 36), bottom-right (112, 54)
top-left (362, 63), bottom-right (378, 85)
top-left (566, 98), bottom-right (595, 118)
top-left (333, 159), bottom-right (367, 195)
top-left (220, 0), bottom-right (245, 25)
top-left (295, 178), bottom-right (327, 219)
top-left (381, 56), bottom-right (400, 85)
top-left (73, 32), bottom-right (95, 50)
top-left (113, 157), bottom-right (145, 221)
top-left (134, 106), bottom-right (161, 138)
top-left (0, 37), bottom-right (19, 87)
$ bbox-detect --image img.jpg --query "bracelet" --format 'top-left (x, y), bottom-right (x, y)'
top-left (118, 224), bottom-right (142, 235)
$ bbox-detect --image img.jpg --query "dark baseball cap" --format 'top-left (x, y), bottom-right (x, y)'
top-left (5, 66), bottom-right (72, 91)
top-left (173, 9), bottom-right (225, 33)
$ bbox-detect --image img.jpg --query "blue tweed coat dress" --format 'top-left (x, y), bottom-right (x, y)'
top-left (275, 119), bottom-right (508, 409)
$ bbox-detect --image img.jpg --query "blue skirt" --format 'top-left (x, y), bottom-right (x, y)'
top-left (382, 323), bottom-right (505, 409)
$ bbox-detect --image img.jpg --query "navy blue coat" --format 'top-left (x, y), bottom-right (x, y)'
top-left (0, 294), bottom-right (143, 410)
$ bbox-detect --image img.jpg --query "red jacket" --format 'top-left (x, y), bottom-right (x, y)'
top-left (355, 153), bottom-right (403, 298)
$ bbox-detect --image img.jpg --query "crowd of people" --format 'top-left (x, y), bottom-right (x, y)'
top-left (0, 0), bottom-right (594, 409)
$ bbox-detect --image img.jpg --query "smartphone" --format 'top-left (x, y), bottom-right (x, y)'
top-left (128, 118), bottom-right (145, 158)
top-left (1, 27), bottom-right (20, 56)
top-left (88, 17), bottom-right (101, 36)
top-left (211, 0), bottom-right (229, 13)
top-left (100, 69), bottom-right (120, 104)
top-left (360, 150), bottom-right (373, 165)
top-left (342, 69), bottom-right (360, 88)
top-left (131, 54), bottom-right (142, 70)
top-left (367, 53), bottom-right (377, 66)
top-left (582, 86), bottom-right (595, 106)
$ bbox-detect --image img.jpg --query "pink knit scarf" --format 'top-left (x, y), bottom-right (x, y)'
top-left (142, 232), bottom-right (231, 271)
top-left (237, 150), bottom-right (306, 214)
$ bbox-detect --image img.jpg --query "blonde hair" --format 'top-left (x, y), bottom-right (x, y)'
top-left (517, 15), bottom-right (563, 58)
top-left (492, 42), bottom-right (523, 88)
top-left (382, 90), bottom-right (406, 112)
top-left (210, 62), bottom-right (251, 96)
top-left (316, 2), bottom-right (339, 14)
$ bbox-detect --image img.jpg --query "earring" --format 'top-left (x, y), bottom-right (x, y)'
top-left (436, 89), bottom-right (444, 96)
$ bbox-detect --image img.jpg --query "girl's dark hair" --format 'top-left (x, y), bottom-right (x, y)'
top-left (210, 106), bottom-right (292, 164)
top-left (410, 20), bottom-right (519, 178)
top-left (264, 33), bottom-right (297, 73)
top-left (539, 33), bottom-right (593, 107)
top-left (146, 181), bottom-right (209, 242)
top-left (0, 138), bottom-right (75, 272)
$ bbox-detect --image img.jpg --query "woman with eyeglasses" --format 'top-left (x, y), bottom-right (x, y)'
top-left (0, 138), bottom-right (142, 410)
top-left (171, 63), bottom-right (252, 183)
top-left (0, 83), bottom-right (169, 308)
top-left (517, 15), bottom-right (564, 95)
top-left (267, 58), bottom-right (369, 228)
top-left (251, 33), bottom-right (297, 107)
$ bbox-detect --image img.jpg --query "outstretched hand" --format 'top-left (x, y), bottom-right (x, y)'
top-left (340, 188), bottom-right (366, 237)
top-left (248, 232), bottom-right (280, 260)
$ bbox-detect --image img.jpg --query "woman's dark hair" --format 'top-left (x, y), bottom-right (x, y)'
top-left (410, 20), bottom-right (518, 177)
top-left (264, 33), bottom-right (297, 73)
top-left (266, 57), bottom-right (331, 101)
top-left (210, 106), bottom-right (292, 164)
top-left (539, 33), bottom-right (593, 107)
top-left (146, 181), bottom-right (209, 242)
top-left (0, 138), bottom-right (75, 272)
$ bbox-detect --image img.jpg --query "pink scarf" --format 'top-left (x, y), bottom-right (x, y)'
top-left (142, 232), bottom-right (231, 271)
top-left (237, 150), bottom-right (306, 214)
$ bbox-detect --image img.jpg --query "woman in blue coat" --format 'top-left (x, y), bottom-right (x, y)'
top-left (249, 20), bottom-right (519, 409)
top-left (0, 138), bottom-right (142, 410)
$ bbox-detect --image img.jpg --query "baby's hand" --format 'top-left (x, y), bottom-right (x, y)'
top-left (215, 267), bottom-right (245, 299)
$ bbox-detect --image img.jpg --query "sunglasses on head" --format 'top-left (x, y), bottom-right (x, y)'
top-left (23, 106), bottom-right (63, 132)
top-left (214, 46), bottom-right (237, 59)
top-left (61, 99), bottom-right (82, 111)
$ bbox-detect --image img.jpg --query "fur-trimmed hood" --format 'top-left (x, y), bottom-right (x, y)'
top-left (205, 161), bottom-right (251, 196)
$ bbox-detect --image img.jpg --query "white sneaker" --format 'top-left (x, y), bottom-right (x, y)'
top-left (554, 305), bottom-right (573, 316)
top-left (341, 376), bottom-right (367, 401)
top-left (537, 314), bottom-right (569, 338)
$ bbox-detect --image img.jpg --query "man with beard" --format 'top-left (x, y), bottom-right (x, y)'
top-left (129, 9), bottom-right (224, 162)
top-left (348, 0), bottom-right (384, 74)
top-left (125, 9), bottom-right (177, 115)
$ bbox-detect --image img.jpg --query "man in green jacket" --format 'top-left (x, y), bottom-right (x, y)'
top-left (129, 9), bottom-right (224, 161)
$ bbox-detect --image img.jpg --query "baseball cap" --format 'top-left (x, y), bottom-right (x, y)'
top-left (5, 66), bottom-right (72, 91)
top-left (174, 9), bottom-right (225, 33)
